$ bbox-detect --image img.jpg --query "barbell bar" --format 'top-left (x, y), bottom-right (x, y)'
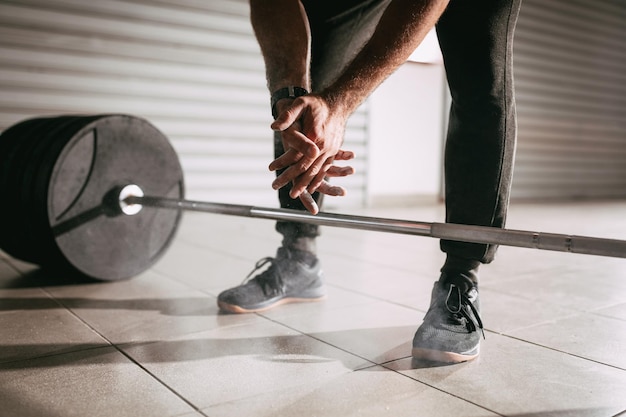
top-left (1, 114), bottom-right (625, 283)
top-left (117, 186), bottom-right (626, 259)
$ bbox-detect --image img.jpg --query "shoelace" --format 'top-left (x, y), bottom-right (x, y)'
top-left (445, 284), bottom-right (485, 339)
top-left (243, 256), bottom-right (285, 296)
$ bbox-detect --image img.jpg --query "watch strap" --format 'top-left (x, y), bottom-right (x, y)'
top-left (270, 86), bottom-right (309, 119)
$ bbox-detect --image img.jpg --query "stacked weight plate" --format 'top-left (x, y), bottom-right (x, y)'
top-left (0, 116), bottom-right (66, 262)
top-left (0, 114), bottom-right (184, 280)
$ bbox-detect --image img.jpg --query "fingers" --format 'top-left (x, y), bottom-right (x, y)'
top-left (299, 183), bottom-right (346, 215)
top-left (270, 130), bottom-right (319, 173)
top-left (299, 190), bottom-right (319, 215)
top-left (305, 162), bottom-right (353, 196)
top-left (269, 148), bottom-right (301, 171)
top-left (317, 181), bottom-right (346, 196)
top-left (334, 149), bottom-right (355, 161)
top-left (271, 157), bottom-right (317, 191)
top-left (271, 150), bottom-right (353, 186)
top-left (289, 155), bottom-right (325, 198)
top-left (326, 165), bottom-right (354, 177)
top-left (273, 148), bottom-right (354, 197)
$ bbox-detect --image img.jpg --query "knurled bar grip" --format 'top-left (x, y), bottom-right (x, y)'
top-left (130, 195), bottom-right (626, 259)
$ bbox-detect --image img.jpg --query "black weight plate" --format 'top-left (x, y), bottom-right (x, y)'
top-left (0, 117), bottom-right (63, 260)
top-left (30, 115), bottom-right (104, 270)
top-left (45, 115), bottom-right (184, 280)
top-left (18, 116), bottom-right (85, 263)
top-left (0, 118), bottom-right (40, 235)
top-left (36, 115), bottom-right (104, 222)
top-left (15, 116), bottom-right (82, 264)
top-left (0, 118), bottom-right (35, 254)
top-left (0, 117), bottom-right (49, 214)
top-left (7, 117), bottom-right (58, 262)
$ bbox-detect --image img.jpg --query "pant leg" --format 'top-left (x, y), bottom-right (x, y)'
top-left (437, 0), bottom-right (522, 264)
top-left (275, 0), bottom-right (391, 246)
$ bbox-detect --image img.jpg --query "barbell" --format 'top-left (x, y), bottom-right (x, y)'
top-left (1, 114), bottom-right (624, 281)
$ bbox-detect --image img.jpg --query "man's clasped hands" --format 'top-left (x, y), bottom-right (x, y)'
top-left (268, 93), bottom-right (355, 214)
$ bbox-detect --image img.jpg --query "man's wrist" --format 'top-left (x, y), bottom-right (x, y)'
top-left (271, 86), bottom-right (309, 119)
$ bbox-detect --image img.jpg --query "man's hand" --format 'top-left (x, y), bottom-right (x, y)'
top-left (269, 94), bottom-right (351, 199)
top-left (296, 149), bottom-right (356, 214)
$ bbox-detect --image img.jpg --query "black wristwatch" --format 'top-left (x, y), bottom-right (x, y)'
top-left (270, 86), bottom-right (309, 119)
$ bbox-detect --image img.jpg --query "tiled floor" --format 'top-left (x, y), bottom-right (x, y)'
top-left (1, 200), bottom-right (626, 417)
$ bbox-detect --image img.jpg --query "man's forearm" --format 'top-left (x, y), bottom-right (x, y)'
top-left (321, 0), bottom-right (450, 115)
top-left (250, 0), bottom-right (311, 92)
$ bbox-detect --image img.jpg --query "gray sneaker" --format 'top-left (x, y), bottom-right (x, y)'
top-left (412, 275), bottom-right (484, 363)
top-left (217, 247), bottom-right (326, 313)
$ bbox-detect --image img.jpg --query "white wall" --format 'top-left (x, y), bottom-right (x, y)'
top-left (366, 61), bottom-right (447, 206)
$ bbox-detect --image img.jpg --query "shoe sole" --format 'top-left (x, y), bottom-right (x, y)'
top-left (218, 295), bottom-right (328, 314)
top-left (411, 347), bottom-right (479, 364)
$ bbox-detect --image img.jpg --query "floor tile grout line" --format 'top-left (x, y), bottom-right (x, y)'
top-left (588, 306), bottom-right (626, 323)
top-left (361, 354), bottom-right (506, 416)
top-left (39, 287), bottom-right (211, 417)
top-left (149, 267), bottom-right (220, 298)
top-left (0, 290), bottom-right (110, 365)
top-left (0, 345), bottom-right (111, 367)
top-left (325, 281), bottom-right (430, 313)
top-left (501, 333), bottom-right (626, 372)
top-left (171, 236), bottom-right (256, 262)
top-left (109, 347), bottom-right (211, 417)
top-left (256, 312), bottom-right (381, 370)
top-left (491, 312), bottom-right (583, 335)
top-left (319, 252), bottom-right (441, 276)
top-left (479, 283), bottom-right (619, 316)
top-left (377, 360), bottom-right (507, 417)
top-left (330, 280), bottom-right (626, 337)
